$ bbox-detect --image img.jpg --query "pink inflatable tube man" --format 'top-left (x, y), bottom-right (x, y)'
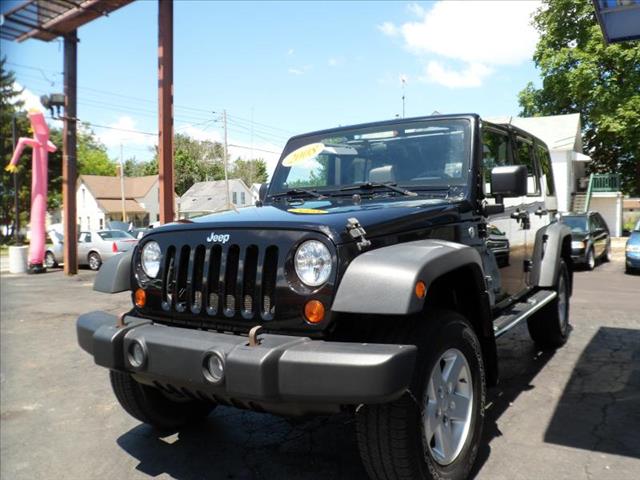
top-left (6, 110), bottom-right (57, 273)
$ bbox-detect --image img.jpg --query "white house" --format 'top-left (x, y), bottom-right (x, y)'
top-left (76, 174), bottom-right (164, 231)
top-left (487, 114), bottom-right (624, 236)
top-left (178, 179), bottom-right (253, 219)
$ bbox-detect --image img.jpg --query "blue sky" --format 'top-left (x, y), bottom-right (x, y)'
top-left (2, 1), bottom-right (541, 175)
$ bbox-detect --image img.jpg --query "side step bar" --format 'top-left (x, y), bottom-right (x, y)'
top-left (493, 290), bottom-right (557, 338)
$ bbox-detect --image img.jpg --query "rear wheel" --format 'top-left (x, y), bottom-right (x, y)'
top-left (44, 251), bottom-right (58, 268)
top-left (88, 252), bottom-right (102, 271)
top-left (527, 259), bottom-right (570, 349)
top-left (109, 370), bottom-right (215, 431)
top-left (356, 310), bottom-right (486, 480)
top-left (602, 244), bottom-right (610, 262)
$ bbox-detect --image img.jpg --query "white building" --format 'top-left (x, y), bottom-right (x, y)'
top-left (178, 179), bottom-right (253, 219)
top-left (76, 175), bottom-right (163, 231)
top-left (487, 113), bottom-right (624, 236)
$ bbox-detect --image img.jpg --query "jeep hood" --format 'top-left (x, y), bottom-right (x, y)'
top-left (154, 197), bottom-right (465, 244)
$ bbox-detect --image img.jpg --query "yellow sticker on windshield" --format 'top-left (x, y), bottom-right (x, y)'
top-left (282, 142), bottom-right (325, 167)
top-left (288, 208), bottom-right (328, 214)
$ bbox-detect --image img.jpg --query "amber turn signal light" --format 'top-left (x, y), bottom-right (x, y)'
top-left (304, 300), bottom-right (325, 324)
top-left (415, 281), bottom-right (427, 299)
top-left (135, 288), bottom-right (146, 308)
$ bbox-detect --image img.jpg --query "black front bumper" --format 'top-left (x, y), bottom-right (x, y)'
top-left (77, 312), bottom-right (417, 413)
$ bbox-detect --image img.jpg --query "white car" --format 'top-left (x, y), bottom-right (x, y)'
top-left (45, 230), bottom-right (138, 270)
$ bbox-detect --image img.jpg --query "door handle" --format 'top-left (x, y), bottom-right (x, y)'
top-left (534, 207), bottom-right (547, 217)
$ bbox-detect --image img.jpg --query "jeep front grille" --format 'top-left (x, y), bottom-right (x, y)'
top-left (159, 242), bottom-right (279, 323)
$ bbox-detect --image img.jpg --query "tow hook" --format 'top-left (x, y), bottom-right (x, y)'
top-left (248, 325), bottom-right (263, 346)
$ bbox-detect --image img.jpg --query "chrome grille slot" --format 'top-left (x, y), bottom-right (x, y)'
top-left (206, 245), bottom-right (222, 316)
top-left (190, 245), bottom-right (205, 313)
top-left (175, 246), bottom-right (190, 313)
top-left (161, 246), bottom-right (176, 311)
top-left (242, 246), bottom-right (258, 317)
top-left (262, 246), bottom-right (278, 318)
top-left (223, 245), bottom-right (240, 316)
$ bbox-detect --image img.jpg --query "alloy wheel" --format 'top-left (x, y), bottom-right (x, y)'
top-left (423, 348), bottom-right (474, 466)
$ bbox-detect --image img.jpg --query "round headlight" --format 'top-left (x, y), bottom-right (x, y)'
top-left (294, 240), bottom-right (332, 287)
top-left (141, 241), bottom-right (162, 278)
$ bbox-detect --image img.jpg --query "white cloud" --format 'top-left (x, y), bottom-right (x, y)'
top-left (96, 116), bottom-right (156, 149)
top-left (328, 56), bottom-right (345, 67)
top-left (13, 83), bottom-right (45, 112)
top-left (381, 1), bottom-right (540, 87)
top-left (288, 68), bottom-right (304, 76)
top-left (378, 21), bottom-right (398, 37)
top-left (407, 2), bottom-right (425, 17)
top-left (287, 48), bottom-right (295, 56)
top-left (422, 61), bottom-right (492, 88)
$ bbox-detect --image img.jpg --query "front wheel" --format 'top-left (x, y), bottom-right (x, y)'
top-left (527, 259), bottom-right (570, 349)
top-left (110, 370), bottom-right (215, 431)
top-left (88, 252), bottom-right (102, 271)
top-left (45, 251), bottom-right (58, 268)
top-left (586, 248), bottom-right (595, 270)
top-left (356, 310), bottom-right (486, 480)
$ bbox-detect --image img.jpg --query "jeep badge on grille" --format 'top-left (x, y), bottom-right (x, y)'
top-left (206, 232), bottom-right (230, 244)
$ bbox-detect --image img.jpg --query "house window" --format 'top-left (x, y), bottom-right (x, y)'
top-left (156, 214), bottom-right (160, 221)
top-left (232, 192), bottom-right (238, 205)
top-left (99, 218), bottom-right (104, 230)
top-left (87, 217), bottom-right (91, 230)
top-left (78, 217), bottom-right (82, 228)
top-left (81, 188), bottom-right (86, 207)
top-left (241, 192), bottom-right (246, 204)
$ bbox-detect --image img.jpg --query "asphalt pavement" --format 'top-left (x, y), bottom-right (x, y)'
top-left (1, 254), bottom-right (638, 480)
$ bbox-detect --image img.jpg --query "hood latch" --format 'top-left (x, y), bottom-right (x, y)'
top-left (346, 217), bottom-right (371, 251)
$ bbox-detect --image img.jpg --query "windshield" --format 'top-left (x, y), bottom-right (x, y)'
top-left (98, 230), bottom-right (134, 240)
top-left (561, 216), bottom-right (588, 232)
top-left (269, 119), bottom-right (471, 195)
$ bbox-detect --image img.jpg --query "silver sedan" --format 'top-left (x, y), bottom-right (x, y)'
top-left (45, 230), bottom-right (138, 270)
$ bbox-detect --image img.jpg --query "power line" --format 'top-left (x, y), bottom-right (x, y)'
top-left (228, 144), bottom-right (281, 155)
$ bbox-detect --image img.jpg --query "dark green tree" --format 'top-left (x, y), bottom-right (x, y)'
top-left (230, 158), bottom-right (268, 186)
top-left (518, 0), bottom-right (640, 196)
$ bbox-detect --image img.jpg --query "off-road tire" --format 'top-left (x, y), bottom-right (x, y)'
top-left (602, 244), bottom-right (610, 263)
top-left (88, 252), bottom-right (102, 271)
top-left (356, 309), bottom-right (486, 480)
top-left (109, 370), bottom-right (215, 431)
top-left (527, 259), bottom-right (570, 349)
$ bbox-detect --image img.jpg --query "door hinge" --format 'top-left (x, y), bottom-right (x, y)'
top-left (346, 217), bottom-right (371, 251)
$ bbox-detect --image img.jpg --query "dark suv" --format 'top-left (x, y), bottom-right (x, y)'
top-left (560, 211), bottom-right (611, 270)
top-left (77, 114), bottom-right (573, 480)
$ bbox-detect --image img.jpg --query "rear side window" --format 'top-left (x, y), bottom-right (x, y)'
top-left (98, 232), bottom-right (111, 240)
top-left (481, 129), bottom-right (510, 195)
top-left (515, 137), bottom-right (540, 196)
top-left (536, 144), bottom-right (555, 196)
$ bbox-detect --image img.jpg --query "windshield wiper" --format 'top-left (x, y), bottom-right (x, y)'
top-left (338, 182), bottom-right (418, 197)
top-left (270, 188), bottom-right (327, 200)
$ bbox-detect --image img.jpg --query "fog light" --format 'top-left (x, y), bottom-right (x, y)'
top-left (128, 341), bottom-right (146, 368)
top-left (203, 351), bottom-right (225, 384)
top-left (135, 288), bottom-right (146, 308)
top-left (304, 299), bottom-right (325, 324)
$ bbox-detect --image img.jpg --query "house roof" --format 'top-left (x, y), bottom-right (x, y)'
top-left (96, 198), bottom-right (147, 214)
top-left (179, 179), bottom-right (251, 213)
top-left (79, 175), bottom-right (158, 200)
top-left (485, 113), bottom-right (583, 153)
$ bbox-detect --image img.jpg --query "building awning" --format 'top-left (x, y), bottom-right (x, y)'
top-left (97, 198), bottom-right (146, 214)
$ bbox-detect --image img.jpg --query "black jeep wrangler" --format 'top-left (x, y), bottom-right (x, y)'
top-left (77, 114), bottom-right (572, 480)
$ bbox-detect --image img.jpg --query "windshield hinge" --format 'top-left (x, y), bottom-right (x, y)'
top-left (346, 217), bottom-right (371, 251)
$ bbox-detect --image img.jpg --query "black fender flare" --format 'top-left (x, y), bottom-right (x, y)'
top-left (332, 239), bottom-right (485, 315)
top-left (530, 222), bottom-right (573, 293)
top-left (93, 249), bottom-right (133, 293)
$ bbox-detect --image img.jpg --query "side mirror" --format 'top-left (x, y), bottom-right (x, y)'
top-left (491, 165), bottom-right (527, 200)
top-left (258, 183), bottom-right (269, 203)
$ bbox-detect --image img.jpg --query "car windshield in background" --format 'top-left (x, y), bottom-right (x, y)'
top-left (562, 216), bottom-right (588, 232)
top-left (269, 119), bottom-right (471, 195)
top-left (98, 230), bottom-right (134, 240)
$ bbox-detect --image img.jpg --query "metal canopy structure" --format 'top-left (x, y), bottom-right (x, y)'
top-left (1, 0), bottom-right (174, 275)
top-left (0, 0), bottom-right (133, 42)
top-left (592, 0), bottom-right (640, 44)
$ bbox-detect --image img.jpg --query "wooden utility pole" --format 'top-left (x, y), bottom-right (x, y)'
top-left (63, 30), bottom-right (78, 275)
top-left (119, 144), bottom-right (126, 222)
top-left (223, 109), bottom-right (231, 210)
top-left (158, 0), bottom-right (174, 223)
